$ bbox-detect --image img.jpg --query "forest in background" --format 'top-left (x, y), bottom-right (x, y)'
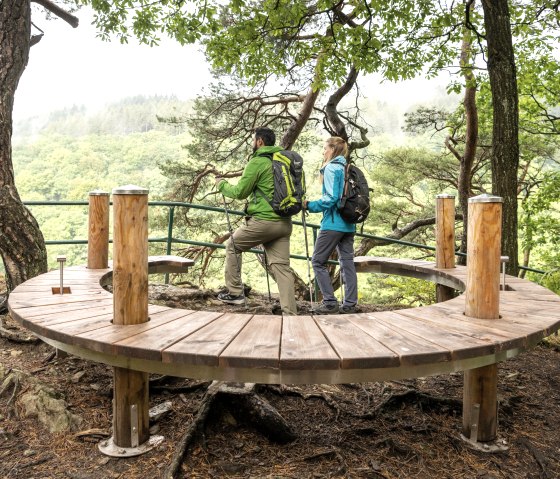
top-left (8, 93), bottom-right (560, 304)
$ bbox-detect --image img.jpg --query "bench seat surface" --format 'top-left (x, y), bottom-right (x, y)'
top-left (8, 256), bottom-right (560, 384)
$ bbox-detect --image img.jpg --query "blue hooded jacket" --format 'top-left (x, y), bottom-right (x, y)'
top-left (307, 155), bottom-right (356, 233)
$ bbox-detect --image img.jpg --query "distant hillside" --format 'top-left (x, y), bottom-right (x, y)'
top-left (13, 95), bottom-right (193, 140)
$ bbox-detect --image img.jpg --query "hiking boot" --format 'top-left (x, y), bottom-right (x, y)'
top-left (339, 305), bottom-right (357, 314)
top-left (312, 303), bottom-right (339, 315)
top-left (217, 292), bottom-right (245, 305)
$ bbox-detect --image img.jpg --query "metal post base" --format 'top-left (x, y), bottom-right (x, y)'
top-left (98, 435), bottom-right (164, 457)
top-left (459, 434), bottom-right (509, 453)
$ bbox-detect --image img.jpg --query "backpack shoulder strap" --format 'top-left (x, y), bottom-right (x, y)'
top-left (254, 152), bottom-right (274, 207)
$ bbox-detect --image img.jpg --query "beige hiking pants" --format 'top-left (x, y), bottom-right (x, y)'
top-left (225, 217), bottom-right (297, 315)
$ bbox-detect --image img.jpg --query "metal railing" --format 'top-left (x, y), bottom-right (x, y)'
top-left (23, 200), bottom-right (546, 275)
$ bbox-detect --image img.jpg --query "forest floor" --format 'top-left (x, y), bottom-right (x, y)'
top-left (1, 281), bottom-right (559, 479)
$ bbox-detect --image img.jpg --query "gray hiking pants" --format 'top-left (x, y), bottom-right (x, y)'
top-left (225, 217), bottom-right (297, 315)
top-left (311, 230), bottom-right (358, 307)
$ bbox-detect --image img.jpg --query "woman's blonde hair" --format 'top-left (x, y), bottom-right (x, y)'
top-left (324, 137), bottom-right (349, 165)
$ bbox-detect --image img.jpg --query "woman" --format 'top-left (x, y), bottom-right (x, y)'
top-left (304, 137), bottom-right (358, 314)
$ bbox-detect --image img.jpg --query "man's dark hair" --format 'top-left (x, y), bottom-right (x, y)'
top-left (255, 127), bottom-right (275, 146)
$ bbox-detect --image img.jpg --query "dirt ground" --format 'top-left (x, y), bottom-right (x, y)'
top-left (1, 283), bottom-right (559, 479)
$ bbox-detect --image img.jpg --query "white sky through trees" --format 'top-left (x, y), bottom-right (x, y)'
top-left (14, 6), bottom-right (450, 122)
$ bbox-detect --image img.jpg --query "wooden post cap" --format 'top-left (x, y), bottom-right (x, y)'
top-left (89, 190), bottom-right (110, 196)
top-left (112, 185), bottom-right (149, 195)
top-left (468, 194), bottom-right (503, 203)
top-left (436, 193), bottom-right (456, 199)
top-left (56, 255), bottom-right (66, 263)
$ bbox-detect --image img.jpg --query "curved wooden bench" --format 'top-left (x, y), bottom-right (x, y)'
top-left (8, 256), bottom-right (560, 384)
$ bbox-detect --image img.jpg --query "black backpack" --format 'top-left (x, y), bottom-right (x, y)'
top-left (257, 150), bottom-right (306, 217)
top-left (338, 163), bottom-right (370, 223)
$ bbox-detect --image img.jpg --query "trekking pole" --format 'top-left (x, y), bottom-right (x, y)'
top-left (263, 249), bottom-right (272, 302)
top-left (301, 210), bottom-right (315, 308)
top-left (339, 263), bottom-right (345, 305)
top-left (221, 193), bottom-right (248, 309)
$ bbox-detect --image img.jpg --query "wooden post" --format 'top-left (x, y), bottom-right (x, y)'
top-left (111, 185), bottom-right (149, 449)
top-left (463, 194), bottom-right (502, 443)
top-left (435, 194), bottom-right (456, 302)
top-left (87, 190), bottom-right (110, 269)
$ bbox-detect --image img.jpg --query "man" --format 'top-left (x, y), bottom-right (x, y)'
top-left (215, 127), bottom-right (298, 315)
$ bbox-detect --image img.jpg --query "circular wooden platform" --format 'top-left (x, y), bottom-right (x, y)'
top-left (8, 256), bottom-right (560, 384)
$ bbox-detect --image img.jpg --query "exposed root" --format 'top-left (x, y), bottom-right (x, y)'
top-left (0, 315), bottom-right (39, 343)
top-left (265, 385), bottom-right (462, 420)
top-left (224, 386), bottom-right (297, 443)
top-left (150, 380), bottom-right (212, 395)
top-left (518, 436), bottom-right (549, 478)
top-left (165, 381), bottom-right (297, 478)
top-left (164, 381), bottom-right (222, 479)
top-left (303, 448), bottom-right (347, 475)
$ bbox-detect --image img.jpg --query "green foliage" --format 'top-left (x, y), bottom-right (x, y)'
top-left (362, 274), bottom-right (436, 306)
top-left (12, 96), bottom-right (193, 268)
top-left (520, 171), bottom-right (560, 284)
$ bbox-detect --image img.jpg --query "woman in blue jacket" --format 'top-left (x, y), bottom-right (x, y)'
top-left (304, 137), bottom-right (358, 314)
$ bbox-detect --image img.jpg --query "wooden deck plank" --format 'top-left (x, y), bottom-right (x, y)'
top-left (7, 256), bottom-right (560, 384)
top-left (112, 310), bottom-right (224, 360)
top-left (8, 291), bottom-right (110, 309)
top-left (370, 311), bottom-right (497, 360)
top-left (34, 314), bottom-right (115, 343)
top-left (34, 304), bottom-right (167, 326)
top-left (345, 313), bottom-right (452, 366)
top-left (73, 309), bottom-right (199, 355)
top-left (314, 315), bottom-right (399, 369)
top-left (219, 315), bottom-right (281, 369)
top-left (396, 306), bottom-right (526, 352)
top-left (162, 313), bottom-right (253, 366)
top-left (280, 315), bottom-right (340, 370)
top-left (432, 301), bottom-right (550, 340)
top-left (10, 298), bottom-right (114, 319)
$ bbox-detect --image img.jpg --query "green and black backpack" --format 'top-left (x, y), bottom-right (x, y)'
top-left (257, 150), bottom-right (306, 217)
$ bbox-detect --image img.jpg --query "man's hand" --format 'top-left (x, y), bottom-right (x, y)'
top-left (215, 176), bottom-right (224, 188)
top-left (303, 200), bottom-right (308, 210)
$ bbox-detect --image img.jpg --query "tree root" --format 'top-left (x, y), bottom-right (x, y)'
top-left (518, 437), bottom-right (549, 478)
top-left (164, 381), bottom-right (222, 479)
top-left (225, 385), bottom-right (297, 443)
top-left (0, 315), bottom-right (39, 343)
top-left (1, 370), bottom-right (21, 418)
top-left (164, 381), bottom-right (297, 479)
top-left (265, 385), bottom-right (462, 420)
top-left (303, 448), bottom-right (347, 475)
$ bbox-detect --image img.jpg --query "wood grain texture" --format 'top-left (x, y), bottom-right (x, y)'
top-left (465, 201), bottom-right (502, 319)
top-left (87, 193), bottom-right (110, 269)
top-left (6, 256), bottom-right (560, 384)
top-left (314, 315), bottom-right (399, 369)
top-left (112, 192), bottom-right (148, 325)
top-left (162, 313), bottom-right (251, 366)
top-left (436, 196), bottom-right (456, 269)
top-left (219, 315), bottom-right (282, 368)
top-left (280, 315), bottom-right (340, 370)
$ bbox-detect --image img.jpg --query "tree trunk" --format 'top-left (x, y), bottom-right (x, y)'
top-left (481, 0), bottom-right (519, 275)
top-left (280, 86), bottom-right (320, 150)
top-left (457, 27), bottom-right (478, 265)
top-left (0, 0), bottom-right (48, 293)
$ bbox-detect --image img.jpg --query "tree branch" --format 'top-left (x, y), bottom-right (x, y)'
top-left (32, 0), bottom-right (79, 28)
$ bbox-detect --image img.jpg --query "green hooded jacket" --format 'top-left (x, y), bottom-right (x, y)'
top-left (218, 145), bottom-right (288, 221)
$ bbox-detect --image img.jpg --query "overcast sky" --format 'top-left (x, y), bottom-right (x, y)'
top-left (14, 7), bottom-right (212, 120)
top-left (13, 6), bottom-right (451, 122)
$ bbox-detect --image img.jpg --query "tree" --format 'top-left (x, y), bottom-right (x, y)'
top-left (0, 0), bottom-right (79, 301)
top-left (480, 0), bottom-right (520, 273)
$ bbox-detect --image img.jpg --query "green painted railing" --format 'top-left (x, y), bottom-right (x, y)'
top-left (23, 200), bottom-right (546, 275)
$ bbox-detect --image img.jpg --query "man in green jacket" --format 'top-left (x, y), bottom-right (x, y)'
top-left (215, 127), bottom-right (297, 315)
